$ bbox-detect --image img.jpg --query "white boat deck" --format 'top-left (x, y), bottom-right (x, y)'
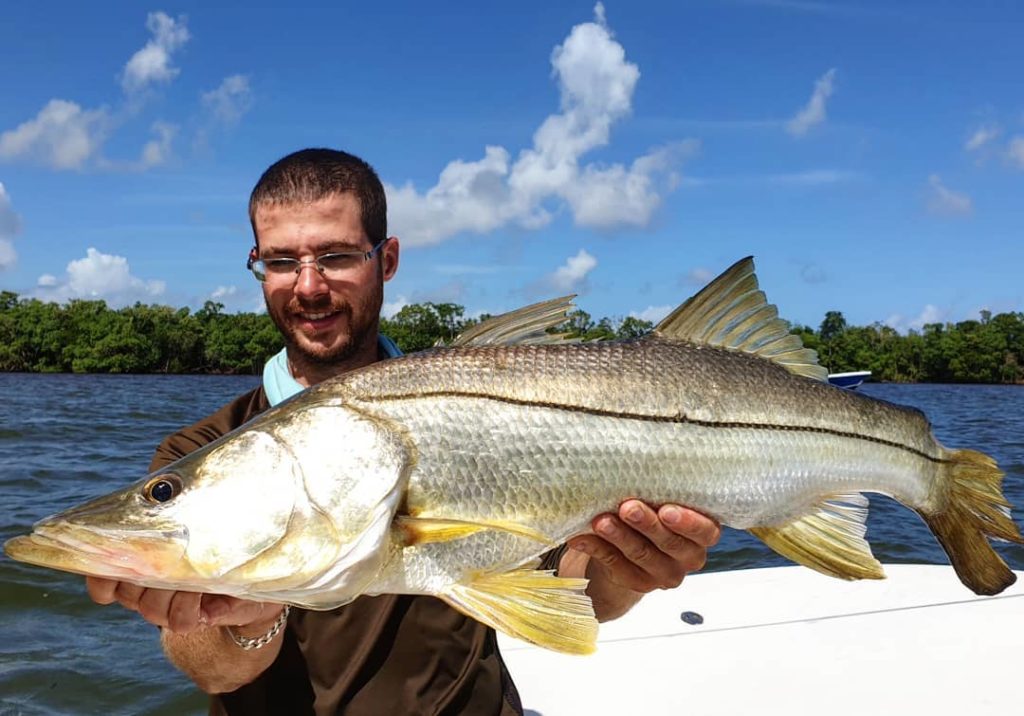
top-left (499, 564), bottom-right (1024, 715)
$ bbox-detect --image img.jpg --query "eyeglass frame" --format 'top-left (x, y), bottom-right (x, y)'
top-left (246, 238), bottom-right (391, 283)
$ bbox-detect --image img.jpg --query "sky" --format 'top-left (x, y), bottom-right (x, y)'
top-left (1, 0), bottom-right (1022, 333)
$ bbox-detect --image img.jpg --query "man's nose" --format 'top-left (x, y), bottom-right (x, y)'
top-left (293, 262), bottom-right (330, 298)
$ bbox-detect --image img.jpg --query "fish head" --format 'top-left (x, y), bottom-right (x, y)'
top-left (5, 398), bottom-right (412, 605)
top-left (4, 426), bottom-right (305, 591)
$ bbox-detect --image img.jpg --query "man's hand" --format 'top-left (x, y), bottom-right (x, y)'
top-left (85, 577), bottom-right (281, 634)
top-left (86, 577), bottom-right (287, 693)
top-left (561, 501), bottom-right (720, 621)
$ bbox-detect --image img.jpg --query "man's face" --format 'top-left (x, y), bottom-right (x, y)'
top-left (253, 193), bottom-right (398, 378)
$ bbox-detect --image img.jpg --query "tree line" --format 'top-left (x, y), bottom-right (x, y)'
top-left (1, 290), bottom-right (1022, 383)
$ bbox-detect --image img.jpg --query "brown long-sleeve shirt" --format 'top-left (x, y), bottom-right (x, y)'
top-left (151, 386), bottom-right (524, 716)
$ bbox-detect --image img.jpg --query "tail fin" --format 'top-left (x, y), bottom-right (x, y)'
top-left (919, 449), bottom-right (1023, 596)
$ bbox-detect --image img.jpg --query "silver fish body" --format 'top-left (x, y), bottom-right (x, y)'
top-left (329, 337), bottom-right (939, 595)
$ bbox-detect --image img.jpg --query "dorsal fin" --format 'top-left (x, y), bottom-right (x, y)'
top-left (444, 296), bottom-right (580, 347)
top-left (654, 257), bottom-right (828, 381)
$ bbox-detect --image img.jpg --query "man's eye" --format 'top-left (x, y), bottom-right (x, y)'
top-left (264, 258), bottom-right (298, 272)
top-left (318, 253), bottom-right (361, 270)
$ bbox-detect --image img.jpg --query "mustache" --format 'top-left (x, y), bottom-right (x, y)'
top-left (287, 300), bottom-right (352, 316)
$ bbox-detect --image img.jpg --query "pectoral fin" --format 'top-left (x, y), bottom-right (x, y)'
top-left (442, 568), bottom-right (598, 655)
top-left (749, 493), bottom-right (885, 581)
top-left (396, 516), bottom-right (557, 547)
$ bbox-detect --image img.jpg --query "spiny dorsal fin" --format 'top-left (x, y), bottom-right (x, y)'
top-left (442, 568), bottom-right (598, 654)
top-left (654, 257), bottom-right (828, 381)
top-left (749, 493), bottom-right (885, 581)
top-left (442, 296), bottom-right (580, 347)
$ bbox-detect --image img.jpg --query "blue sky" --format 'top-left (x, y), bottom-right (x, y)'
top-left (1, 1), bottom-right (1021, 333)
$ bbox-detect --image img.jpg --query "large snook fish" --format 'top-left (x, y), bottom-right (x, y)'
top-left (5, 258), bottom-right (1022, 654)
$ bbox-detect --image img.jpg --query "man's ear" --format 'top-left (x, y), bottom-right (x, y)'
top-left (382, 236), bottom-right (400, 281)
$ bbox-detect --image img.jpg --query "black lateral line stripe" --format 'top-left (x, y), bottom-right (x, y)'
top-left (370, 391), bottom-right (945, 464)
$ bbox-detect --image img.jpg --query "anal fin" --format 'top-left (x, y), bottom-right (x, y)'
top-left (442, 568), bottom-right (598, 655)
top-left (749, 493), bottom-right (885, 581)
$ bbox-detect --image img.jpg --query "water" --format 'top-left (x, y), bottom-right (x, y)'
top-left (1, 376), bottom-right (1022, 715)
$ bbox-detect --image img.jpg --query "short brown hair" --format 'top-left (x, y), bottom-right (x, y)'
top-left (248, 148), bottom-right (387, 245)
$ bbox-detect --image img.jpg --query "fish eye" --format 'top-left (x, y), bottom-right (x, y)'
top-left (144, 475), bottom-right (182, 504)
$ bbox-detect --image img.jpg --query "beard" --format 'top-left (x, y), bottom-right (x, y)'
top-left (265, 285), bottom-right (383, 372)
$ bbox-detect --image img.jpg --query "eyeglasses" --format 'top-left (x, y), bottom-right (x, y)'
top-left (247, 239), bottom-right (389, 283)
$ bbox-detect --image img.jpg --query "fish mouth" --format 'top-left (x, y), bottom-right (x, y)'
top-left (4, 519), bottom-right (194, 585)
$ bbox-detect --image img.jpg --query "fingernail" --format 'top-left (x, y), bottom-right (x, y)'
top-left (597, 520), bottom-right (616, 537)
top-left (572, 542), bottom-right (591, 554)
top-left (625, 507), bottom-right (643, 523)
top-left (662, 506), bottom-right (681, 525)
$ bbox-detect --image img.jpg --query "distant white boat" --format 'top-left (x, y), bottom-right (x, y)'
top-left (500, 564), bottom-right (1024, 715)
top-left (827, 370), bottom-right (871, 390)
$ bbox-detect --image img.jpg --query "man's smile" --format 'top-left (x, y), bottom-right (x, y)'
top-left (295, 308), bottom-right (343, 332)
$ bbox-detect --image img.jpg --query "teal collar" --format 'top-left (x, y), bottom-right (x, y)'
top-left (262, 335), bottom-right (403, 406)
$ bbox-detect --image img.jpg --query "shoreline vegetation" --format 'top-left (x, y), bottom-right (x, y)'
top-left (1, 292), bottom-right (1022, 384)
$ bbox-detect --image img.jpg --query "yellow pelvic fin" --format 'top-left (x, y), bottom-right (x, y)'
top-left (441, 295), bottom-right (580, 347)
top-left (750, 493), bottom-right (885, 581)
top-left (442, 568), bottom-right (598, 655)
top-left (396, 516), bottom-right (557, 547)
top-left (653, 257), bottom-right (828, 382)
top-left (919, 449), bottom-right (1023, 596)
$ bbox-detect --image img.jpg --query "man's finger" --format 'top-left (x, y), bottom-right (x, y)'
top-left (85, 577), bottom-right (119, 605)
top-left (617, 502), bottom-right (705, 575)
top-left (114, 582), bottom-right (146, 611)
top-left (596, 513), bottom-right (675, 576)
top-left (202, 594), bottom-right (269, 628)
top-left (167, 591), bottom-right (204, 634)
top-left (573, 533), bottom-right (659, 593)
top-left (136, 588), bottom-right (176, 628)
top-left (659, 505), bottom-right (721, 547)
top-left (620, 501), bottom-right (696, 555)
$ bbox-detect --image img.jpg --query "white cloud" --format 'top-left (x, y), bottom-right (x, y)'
top-left (382, 295), bottom-right (410, 319)
top-left (786, 68), bottom-right (837, 137)
top-left (560, 141), bottom-right (698, 228)
top-left (926, 174), bottom-right (973, 216)
top-left (33, 247), bottom-right (166, 307)
top-left (387, 4), bottom-right (696, 246)
top-left (630, 304), bottom-right (672, 323)
top-left (140, 121), bottom-right (177, 168)
top-left (0, 183), bottom-right (20, 269)
top-left (885, 304), bottom-right (945, 333)
top-left (546, 249), bottom-right (598, 293)
top-left (0, 99), bottom-right (110, 170)
top-left (1009, 136), bottom-right (1024, 169)
top-left (201, 75), bottom-right (253, 125)
top-left (210, 285), bottom-right (238, 300)
top-left (122, 12), bottom-right (191, 93)
top-left (765, 169), bottom-right (858, 185)
top-left (964, 124), bottom-right (1000, 152)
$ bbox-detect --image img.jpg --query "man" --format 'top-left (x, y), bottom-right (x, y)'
top-left (87, 148), bottom-right (720, 714)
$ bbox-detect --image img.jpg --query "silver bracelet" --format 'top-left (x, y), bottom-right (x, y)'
top-left (227, 605), bottom-right (290, 651)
